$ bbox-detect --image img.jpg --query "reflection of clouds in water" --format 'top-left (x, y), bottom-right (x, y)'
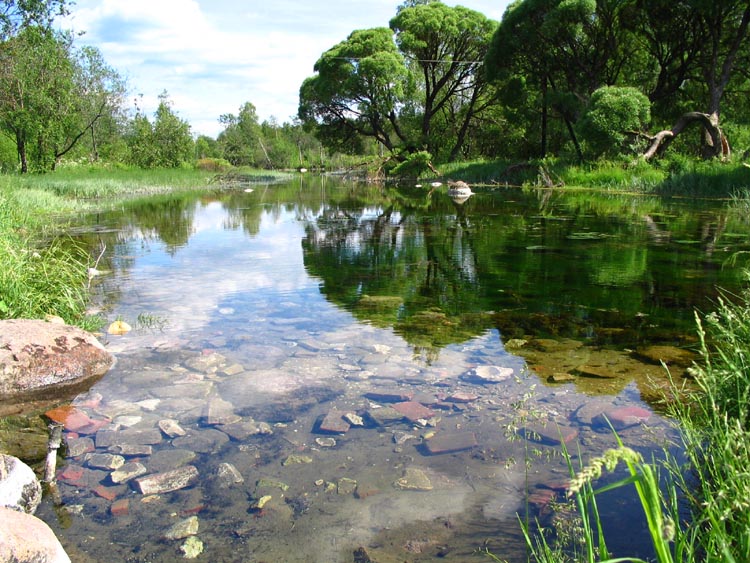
top-left (109, 207), bottom-right (319, 345)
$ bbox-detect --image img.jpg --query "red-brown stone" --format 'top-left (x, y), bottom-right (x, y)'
top-left (392, 401), bottom-right (435, 422)
top-left (0, 319), bottom-right (113, 413)
top-left (424, 431), bottom-right (478, 455)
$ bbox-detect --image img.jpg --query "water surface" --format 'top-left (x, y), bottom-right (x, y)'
top-left (40, 178), bottom-right (750, 562)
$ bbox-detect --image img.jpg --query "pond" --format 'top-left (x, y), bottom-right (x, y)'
top-left (37, 177), bottom-right (750, 562)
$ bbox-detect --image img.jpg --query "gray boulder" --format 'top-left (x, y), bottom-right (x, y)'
top-left (0, 454), bottom-right (42, 514)
top-left (0, 319), bottom-right (113, 409)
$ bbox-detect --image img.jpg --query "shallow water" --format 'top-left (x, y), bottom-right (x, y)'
top-left (37, 178), bottom-right (750, 562)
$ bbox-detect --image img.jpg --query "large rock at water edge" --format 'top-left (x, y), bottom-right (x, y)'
top-left (0, 506), bottom-right (71, 563)
top-left (0, 319), bottom-right (114, 403)
top-left (0, 454), bottom-right (42, 514)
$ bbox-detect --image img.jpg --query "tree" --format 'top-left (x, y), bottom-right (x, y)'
top-left (485, 0), bottom-right (635, 162)
top-left (390, 1), bottom-right (497, 161)
top-left (0, 26), bottom-right (74, 172)
top-left (218, 102), bottom-right (263, 166)
top-left (641, 1), bottom-right (750, 159)
top-left (299, 27), bottom-right (408, 156)
top-left (0, 0), bottom-right (69, 40)
top-left (126, 92), bottom-right (193, 168)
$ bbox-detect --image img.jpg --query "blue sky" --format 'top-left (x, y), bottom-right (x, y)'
top-left (60, 1), bottom-right (511, 138)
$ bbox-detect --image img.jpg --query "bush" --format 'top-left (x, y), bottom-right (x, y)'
top-left (578, 86), bottom-right (651, 158)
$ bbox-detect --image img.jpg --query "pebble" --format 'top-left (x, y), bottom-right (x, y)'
top-left (163, 516), bottom-right (199, 540)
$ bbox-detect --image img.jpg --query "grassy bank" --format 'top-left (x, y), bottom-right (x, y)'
top-left (0, 167), bottom-right (224, 328)
top-left (441, 156), bottom-right (750, 196)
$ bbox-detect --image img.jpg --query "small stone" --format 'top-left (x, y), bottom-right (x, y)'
top-left (113, 415), bottom-right (142, 428)
top-left (110, 498), bottom-right (130, 517)
top-left (163, 515), bottom-right (199, 540)
top-left (394, 467), bottom-right (433, 491)
top-left (158, 419), bottom-right (187, 438)
top-left (337, 477), bottom-right (357, 495)
top-left (136, 398), bottom-right (161, 411)
top-left (392, 431), bottom-right (417, 445)
top-left (95, 428), bottom-right (163, 448)
top-left (86, 453), bottom-right (125, 470)
top-left (220, 363), bottom-right (245, 376)
top-left (111, 462), bottom-right (148, 484)
top-left (257, 422), bottom-right (273, 435)
top-left (108, 444), bottom-right (153, 457)
top-left (444, 392), bottom-right (479, 403)
top-left (343, 412), bottom-right (364, 426)
top-left (365, 406), bottom-right (405, 426)
top-left (66, 437), bottom-right (95, 457)
top-left (318, 410), bottom-right (350, 434)
top-left (315, 437), bottom-right (337, 447)
top-left (282, 454), bottom-right (313, 466)
top-left (461, 365), bottom-right (514, 384)
top-left (256, 478), bottom-right (289, 492)
top-left (203, 397), bottom-right (241, 425)
top-left (215, 463), bottom-right (244, 487)
top-left (363, 390), bottom-right (414, 403)
top-left (180, 536), bottom-right (204, 559)
top-left (548, 373), bottom-right (576, 383)
top-left (250, 495), bottom-right (272, 510)
top-left (134, 465), bottom-right (200, 495)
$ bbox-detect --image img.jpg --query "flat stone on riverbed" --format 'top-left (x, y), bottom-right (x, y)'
top-left (364, 390), bottom-right (414, 403)
top-left (318, 410), bottom-right (351, 434)
top-left (423, 432), bottom-right (478, 455)
top-left (521, 424), bottom-right (578, 446)
top-left (111, 462), bottom-right (148, 484)
top-left (392, 401), bottom-right (434, 422)
top-left (95, 428), bottom-right (163, 448)
top-left (593, 406), bottom-right (652, 430)
top-left (134, 465), bottom-right (199, 495)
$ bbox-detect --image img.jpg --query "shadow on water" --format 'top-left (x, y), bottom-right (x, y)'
top-left (24, 176), bottom-right (750, 562)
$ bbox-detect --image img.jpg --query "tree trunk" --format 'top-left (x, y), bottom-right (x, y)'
top-left (643, 111), bottom-right (728, 160)
top-left (16, 134), bottom-right (27, 173)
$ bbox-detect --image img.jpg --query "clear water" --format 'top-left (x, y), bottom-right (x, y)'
top-left (38, 178), bottom-right (750, 562)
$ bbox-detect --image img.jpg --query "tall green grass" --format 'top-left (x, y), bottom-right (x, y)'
top-left (0, 190), bottom-right (93, 326)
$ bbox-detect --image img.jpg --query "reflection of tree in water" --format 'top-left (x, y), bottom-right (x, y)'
top-left (302, 193), bottom-right (494, 361)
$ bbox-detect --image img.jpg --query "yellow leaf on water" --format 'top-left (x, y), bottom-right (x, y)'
top-left (108, 320), bottom-right (132, 335)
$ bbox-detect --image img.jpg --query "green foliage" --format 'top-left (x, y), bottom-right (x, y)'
top-left (389, 150), bottom-right (433, 179)
top-left (126, 92), bottom-right (193, 168)
top-left (578, 86), bottom-right (651, 158)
